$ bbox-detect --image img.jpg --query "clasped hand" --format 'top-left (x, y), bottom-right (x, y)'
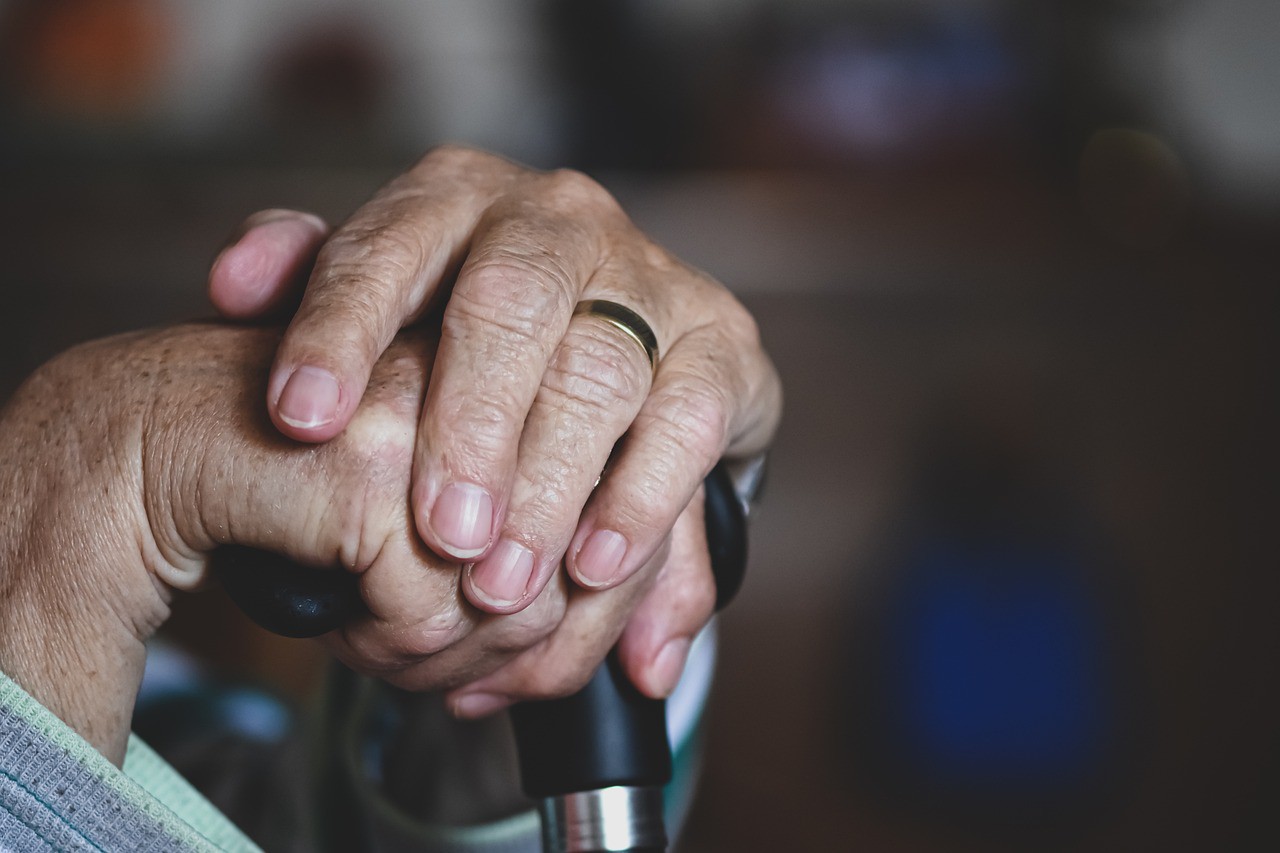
top-left (0, 146), bottom-right (781, 766)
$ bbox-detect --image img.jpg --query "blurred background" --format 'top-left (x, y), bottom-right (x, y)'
top-left (1, 0), bottom-right (1277, 850)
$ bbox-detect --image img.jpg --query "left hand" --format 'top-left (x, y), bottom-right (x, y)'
top-left (208, 145), bottom-right (781, 620)
top-left (0, 323), bottom-right (718, 762)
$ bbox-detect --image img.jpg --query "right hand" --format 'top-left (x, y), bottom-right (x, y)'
top-left (207, 146), bottom-right (781, 617)
top-left (0, 323), bottom-right (710, 760)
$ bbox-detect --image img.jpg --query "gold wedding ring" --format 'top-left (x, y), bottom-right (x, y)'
top-left (573, 299), bottom-right (660, 374)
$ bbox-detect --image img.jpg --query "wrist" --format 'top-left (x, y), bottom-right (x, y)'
top-left (0, 341), bottom-right (172, 763)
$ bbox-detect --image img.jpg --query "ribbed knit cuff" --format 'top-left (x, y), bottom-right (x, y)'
top-left (0, 669), bottom-right (260, 852)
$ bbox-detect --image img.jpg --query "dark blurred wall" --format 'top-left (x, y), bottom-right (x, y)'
top-left (1, 1), bottom-right (1278, 850)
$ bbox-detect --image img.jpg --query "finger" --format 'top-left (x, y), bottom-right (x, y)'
top-left (267, 147), bottom-right (515, 443)
top-left (567, 308), bottom-right (779, 591)
top-left (615, 494), bottom-right (716, 699)
top-left (209, 209), bottom-right (330, 319)
top-left (462, 286), bottom-right (655, 612)
top-left (445, 536), bottom-right (670, 718)
top-left (331, 486), bottom-right (561, 687)
top-left (323, 532), bottom-right (480, 680)
top-left (170, 327), bottom-right (493, 686)
top-left (156, 326), bottom-right (427, 588)
top-left (412, 171), bottom-right (629, 562)
top-left (334, 575), bottom-right (569, 693)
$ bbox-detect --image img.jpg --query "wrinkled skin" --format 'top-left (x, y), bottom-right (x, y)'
top-left (208, 146), bottom-right (782, 632)
top-left (0, 324), bottom-right (715, 765)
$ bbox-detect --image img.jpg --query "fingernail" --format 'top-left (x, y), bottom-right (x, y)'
top-left (469, 539), bottom-right (535, 607)
top-left (277, 366), bottom-right (340, 429)
top-left (451, 692), bottom-right (509, 718)
top-left (430, 482), bottom-right (494, 559)
top-left (652, 638), bottom-right (692, 698)
top-left (574, 529), bottom-right (628, 588)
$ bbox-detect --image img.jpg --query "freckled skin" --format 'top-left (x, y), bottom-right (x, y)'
top-left (197, 147), bottom-right (788, 728)
top-left (0, 321), bottom-right (690, 763)
top-left (210, 148), bottom-right (779, 634)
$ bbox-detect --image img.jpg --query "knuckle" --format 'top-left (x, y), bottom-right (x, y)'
top-left (599, 380), bottom-right (731, 538)
top-left (432, 384), bottom-right (524, 462)
top-left (464, 408), bottom-right (519, 460)
top-left (331, 420), bottom-right (415, 564)
top-left (509, 475), bottom-right (575, 538)
top-left (393, 611), bottom-right (467, 659)
top-left (340, 409), bottom-right (415, 487)
top-left (543, 168), bottom-right (622, 216)
top-left (321, 220), bottom-right (423, 290)
top-left (546, 167), bottom-right (595, 194)
top-left (297, 272), bottom-right (402, 363)
top-left (447, 260), bottom-right (573, 345)
top-left (525, 657), bottom-right (598, 700)
top-left (717, 292), bottom-right (763, 347)
top-left (420, 142), bottom-right (469, 167)
top-left (594, 474), bottom-right (684, 546)
top-left (490, 601), bottom-right (563, 654)
top-left (645, 376), bottom-right (730, 464)
top-left (610, 487), bottom-right (673, 543)
top-left (636, 232), bottom-right (680, 272)
top-left (339, 608), bottom-right (467, 674)
top-left (545, 328), bottom-right (647, 412)
top-left (687, 566), bottom-right (718, 622)
top-left (420, 142), bottom-right (498, 172)
top-left (336, 629), bottom-right (406, 676)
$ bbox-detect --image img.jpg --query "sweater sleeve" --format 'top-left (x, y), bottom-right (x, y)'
top-left (0, 669), bottom-right (261, 852)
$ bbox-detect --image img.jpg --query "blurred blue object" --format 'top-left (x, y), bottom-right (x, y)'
top-left (770, 8), bottom-right (1024, 161)
top-left (841, 422), bottom-right (1140, 840)
top-left (137, 640), bottom-right (294, 749)
top-left (894, 537), bottom-right (1104, 787)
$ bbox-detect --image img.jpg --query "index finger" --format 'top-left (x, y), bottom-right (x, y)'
top-left (265, 147), bottom-right (518, 442)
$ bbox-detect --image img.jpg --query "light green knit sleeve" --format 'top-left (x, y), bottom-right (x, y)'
top-left (0, 669), bottom-right (261, 852)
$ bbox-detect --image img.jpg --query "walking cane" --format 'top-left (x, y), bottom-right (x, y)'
top-left (213, 462), bottom-right (747, 853)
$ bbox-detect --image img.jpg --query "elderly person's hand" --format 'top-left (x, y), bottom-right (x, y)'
top-left (0, 323), bottom-right (707, 765)
top-left (208, 146), bottom-right (782, 620)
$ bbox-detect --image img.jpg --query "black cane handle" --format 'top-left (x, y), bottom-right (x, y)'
top-left (214, 462), bottom-right (746, 640)
top-left (216, 546), bottom-right (363, 638)
top-left (508, 462), bottom-right (747, 802)
top-left (212, 461), bottom-right (748, 833)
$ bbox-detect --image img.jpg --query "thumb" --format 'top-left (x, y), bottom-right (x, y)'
top-left (144, 324), bottom-right (428, 592)
top-left (209, 209), bottom-right (330, 320)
